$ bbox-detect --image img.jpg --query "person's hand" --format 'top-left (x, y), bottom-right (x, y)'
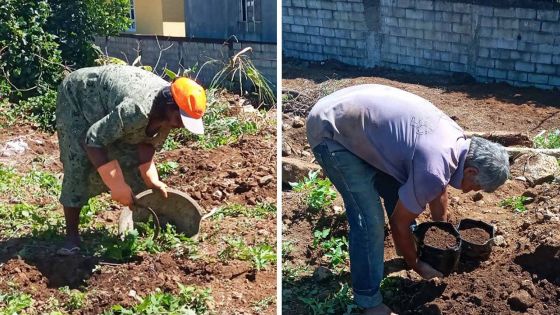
top-left (414, 260), bottom-right (443, 279)
top-left (151, 180), bottom-right (168, 198)
top-left (97, 160), bottom-right (135, 206)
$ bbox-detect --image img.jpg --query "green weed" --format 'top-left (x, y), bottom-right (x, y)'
top-left (499, 196), bottom-right (529, 213)
top-left (298, 283), bottom-right (357, 315)
top-left (380, 276), bottom-right (403, 305)
top-left (252, 296), bottom-right (275, 313)
top-left (534, 129), bottom-right (560, 149)
top-left (80, 197), bottom-right (109, 226)
top-left (59, 287), bottom-right (86, 310)
top-left (282, 241), bottom-right (294, 258)
top-left (106, 284), bottom-right (212, 315)
top-left (219, 238), bottom-right (276, 271)
top-left (312, 228), bottom-right (349, 269)
top-left (291, 171), bottom-right (337, 210)
top-left (0, 290), bottom-right (34, 314)
top-left (156, 161), bottom-right (179, 178)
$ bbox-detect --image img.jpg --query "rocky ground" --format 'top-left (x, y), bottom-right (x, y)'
top-left (282, 59), bottom-right (560, 315)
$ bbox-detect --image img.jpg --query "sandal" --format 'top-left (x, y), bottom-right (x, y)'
top-left (56, 246), bottom-right (80, 256)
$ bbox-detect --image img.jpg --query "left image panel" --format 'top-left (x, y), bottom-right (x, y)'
top-left (0, 0), bottom-right (278, 314)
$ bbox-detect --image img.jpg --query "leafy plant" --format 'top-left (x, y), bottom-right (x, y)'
top-left (499, 196), bottom-right (529, 213)
top-left (209, 47), bottom-right (275, 106)
top-left (219, 238), bottom-right (276, 271)
top-left (380, 276), bottom-right (403, 305)
top-left (80, 197), bottom-right (109, 226)
top-left (106, 284), bottom-right (212, 315)
top-left (298, 284), bottom-right (357, 315)
top-left (156, 161), bottom-right (179, 178)
top-left (16, 89), bottom-right (58, 132)
top-left (0, 290), bottom-right (34, 314)
top-left (59, 287), bottom-right (86, 311)
top-left (291, 170), bottom-right (337, 210)
top-left (534, 129), bottom-right (560, 149)
top-left (252, 296), bottom-right (275, 313)
top-left (312, 228), bottom-right (349, 269)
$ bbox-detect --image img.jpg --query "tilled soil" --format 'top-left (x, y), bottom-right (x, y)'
top-left (0, 108), bottom-right (277, 313)
top-left (423, 227), bottom-right (458, 249)
top-left (282, 60), bottom-right (560, 315)
top-left (460, 227), bottom-right (491, 245)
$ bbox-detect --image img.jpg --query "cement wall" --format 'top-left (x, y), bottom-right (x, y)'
top-left (283, 0), bottom-right (560, 88)
top-left (95, 35), bottom-right (277, 87)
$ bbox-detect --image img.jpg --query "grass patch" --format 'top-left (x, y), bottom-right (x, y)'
top-left (291, 170), bottom-right (337, 211)
top-left (499, 195), bottom-right (529, 213)
top-left (0, 290), bottom-right (34, 314)
top-left (106, 284), bottom-right (212, 315)
top-left (59, 287), bottom-right (86, 311)
top-left (534, 129), bottom-right (560, 149)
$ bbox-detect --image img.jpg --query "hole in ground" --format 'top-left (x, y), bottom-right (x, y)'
top-left (514, 244), bottom-right (560, 285)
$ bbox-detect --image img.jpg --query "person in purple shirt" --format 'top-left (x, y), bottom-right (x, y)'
top-left (306, 84), bottom-right (510, 315)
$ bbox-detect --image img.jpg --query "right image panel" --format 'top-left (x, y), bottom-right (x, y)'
top-left (281, 0), bottom-right (560, 314)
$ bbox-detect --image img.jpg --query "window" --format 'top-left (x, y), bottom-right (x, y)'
top-left (128, 0), bottom-right (136, 32)
top-left (241, 0), bottom-right (261, 22)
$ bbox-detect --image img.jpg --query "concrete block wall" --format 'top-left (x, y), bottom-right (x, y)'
top-left (95, 35), bottom-right (277, 87)
top-left (282, 0), bottom-right (371, 67)
top-left (283, 0), bottom-right (560, 88)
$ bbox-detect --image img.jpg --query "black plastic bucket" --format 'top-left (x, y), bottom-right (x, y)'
top-left (457, 219), bottom-right (495, 260)
top-left (413, 222), bottom-right (462, 276)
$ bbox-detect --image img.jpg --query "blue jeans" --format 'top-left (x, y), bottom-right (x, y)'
top-left (312, 141), bottom-right (401, 308)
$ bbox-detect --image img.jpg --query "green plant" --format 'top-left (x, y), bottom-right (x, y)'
top-left (80, 197), bottom-right (109, 226)
top-left (17, 89), bottom-right (58, 132)
top-left (534, 129), bottom-right (560, 149)
top-left (156, 161), bottom-right (179, 178)
top-left (0, 0), bottom-right (62, 97)
top-left (208, 47), bottom-right (275, 106)
top-left (59, 287), bottom-right (86, 311)
top-left (291, 171), bottom-right (337, 210)
top-left (162, 136), bottom-right (180, 151)
top-left (298, 284), bottom-right (357, 315)
top-left (0, 290), bottom-right (34, 314)
top-left (106, 284), bottom-right (212, 315)
top-left (23, 169), bottom-right (62, 196)
top-left (252, 296), bottom-right (275, 312)
top-left (380, 276), bottom-right (403, 305)
top-left (219, 238), bottom-right (276, 271)
top-left (46, 0), bottom-right (131, 69)
top-left (282, 241), bottom-right (294, 258)
top-left (499, 196), bottom-right (529, 213)
top-left (313, 228), bottom-right (349, 269)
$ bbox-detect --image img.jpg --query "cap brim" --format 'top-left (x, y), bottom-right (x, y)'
top-left (180, 109), bottom-right (204, 135)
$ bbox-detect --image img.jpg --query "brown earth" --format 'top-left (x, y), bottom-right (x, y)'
top-left (282, 60), bottom-right (560, 315)
top-left (460, 227), bottom-right (491, 245)
top-left (0, 106), bottom-right (277, 313)
top-left (424, 227), bottom-right (458, 249)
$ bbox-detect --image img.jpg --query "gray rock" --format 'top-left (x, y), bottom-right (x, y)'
top-left (517, 153), bottom-right (560, 186)
top-left (282, 157), bottom-right (322, 185)
top-left (475, 200), bottom-right (485, 207)
top-left (282, 142), bottom-right (293, 157)
top-left (292, 117), bottom-right (305, 128)
top-left (507, 289), bottom-right (534, 311)
top-left (494, 235), bottom-right (506, 247)
top-left (313, 266), bottom-right (333, 281)
top-left (258, 175), bottom-right (274, 186)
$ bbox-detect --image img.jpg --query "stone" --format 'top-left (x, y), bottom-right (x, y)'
top-left (472, 192), bottom-right (483, 202)
top-left (258, 175), bottom-right (274, 186)
top-left (212, 190), bottom-right (223, 200)
top-left (514, 153), bottom-right (560, 186)
top-left (494, 235), bottom-right (506, 247)
top-left (292, 116), bottom-right (305, 128)
top-left (507, 290), bottom-right (534, 311)
top-left (1, 139), bottom-right (28, 157)
top-left (450, 196), bottom-right (460, 204)
top-left (475, 200), bottom-right (485, 207)
top-left (282, 157), bottom-right (322, 185)
top-left (313, 266), bottom-right (333, 280)
top-left (282, 142), bottom-right (294, 156)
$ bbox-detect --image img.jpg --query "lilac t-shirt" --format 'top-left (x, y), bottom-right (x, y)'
top-left (306, 84), bottom-right (470, 214)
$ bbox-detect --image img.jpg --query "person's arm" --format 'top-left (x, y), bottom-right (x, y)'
top-left (137, 143), bottom-right (168, 198)
top-left (428, 186), bottom-right (448, 222)
top-left (389, 200), bottom-right (443, 279)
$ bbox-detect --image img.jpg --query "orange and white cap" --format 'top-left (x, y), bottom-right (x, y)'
top-left (170, 77), bottom-right (207, 134)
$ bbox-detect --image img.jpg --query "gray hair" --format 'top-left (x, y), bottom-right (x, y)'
top-left (465, 136), bottom-right (510, 192)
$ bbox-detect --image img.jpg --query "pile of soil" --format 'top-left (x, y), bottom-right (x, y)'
top-left (460, 227), bottom-right (491, 245)
top-left (423, 227), bottom-right (458, 249)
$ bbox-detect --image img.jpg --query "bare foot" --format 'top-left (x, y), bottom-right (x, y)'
top-left (363, 303), bottom-right (397, 315)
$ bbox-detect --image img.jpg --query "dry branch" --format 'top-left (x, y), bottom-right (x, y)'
top-left (506, 147), bottom-right (560, 158)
